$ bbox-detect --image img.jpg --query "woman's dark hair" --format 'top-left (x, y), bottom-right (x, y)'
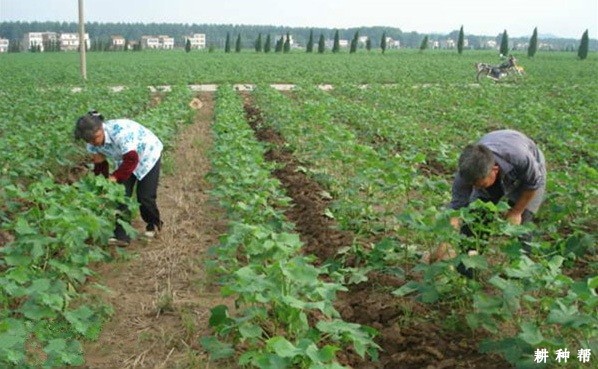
top-left (74, 110), bottom-right (104, 141)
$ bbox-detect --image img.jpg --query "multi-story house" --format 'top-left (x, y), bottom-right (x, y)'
top-left (0, 38), bottom-right (9, 53)
top-left (141, 35), bottom-right (175, 49)
top-left (158, 35), bottom-right (174, 49)
top-left (60, 33), bottom-right (90, 51)
top-left (183, 33), bottom-right (206, 49)
top-left (141, 36), bottom-right (160, 49)
top-left (22, 32), bottom-right (45, 51)
top-left (110, 35), bottom-right (126, 50)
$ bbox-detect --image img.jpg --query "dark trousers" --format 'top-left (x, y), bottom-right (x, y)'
top-left (114, 158), bottom-right (162, 241)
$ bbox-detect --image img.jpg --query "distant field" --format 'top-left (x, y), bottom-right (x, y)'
top-left (0, 49), bottom-right (596, 86)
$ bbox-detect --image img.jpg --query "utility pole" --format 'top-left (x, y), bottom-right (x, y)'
top-left (78, 0), bottom-right (87, 80)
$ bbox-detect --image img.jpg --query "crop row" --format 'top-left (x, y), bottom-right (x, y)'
top-left (250, 86), bottom-right (597, 367)
top-left (203, 85), bottom-right (379, 368)
top-left (0, 86), bottom-right (195, 367)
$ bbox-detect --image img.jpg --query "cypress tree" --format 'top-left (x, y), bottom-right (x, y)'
top-left (185, 38), bottom-right (191, 52)
top-left (318, 34), bottom-right (325, 53)
top-left (283, 32), bottom-right (291, 53)
top-left (577, 29), bottom-right (589, 60)
top-left (499, 30), bottom-right (509, 56)
top-left (224, 32), bottom-right (231, 53)
top-left (350, 30), bottom-right (359, 53)
top-left (420, 35), bottom-right (428, 52)
top-left (380, 31), bottom-right (387, 54)
top-left (255, 33), bottom-right (262, 52)
top-left (264, 34), bottom-right (271, 53)
top-left (457, 25), bottom-right (464, 54)
top-left (527, 27), bottom-right (538, 58)
top-left (332, 30), bottom-right (340, 53)
top-left (275, 36), bottom-right (284, 52)
top-left (366, 37), bottom-right (371, 52)
top-left (306, 30), bottom-right (314, 53)
top-left (235, 34), bottom-right (241, 52)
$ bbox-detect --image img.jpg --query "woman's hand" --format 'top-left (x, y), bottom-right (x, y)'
top-left (91, 153), bottom-right (106, 164)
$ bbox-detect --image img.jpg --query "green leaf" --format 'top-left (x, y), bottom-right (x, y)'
top-left (0, 318), bottom-right (28, 364)
top-left (208, 304), bottom-right (232, 328)
top-left (14, 217), bottom-right (36, 236)
top-left (461, 254), bottom-right (488, 270)
top-left (64, 305), bottom-right (102, 340)
top-left (43, 338), bottom-right (85, 366)
top-left (20, 299), bottom-right (57, 320)
top-left (518, 322), bottom-right (544, 345)
top-left (392, 281), bottom-right (420, 297)
top-left (239, 322), bottom-right (263, 340)
top-left (199, 336), bottom-right (235, 360)
top-left (266, 336), bottom-right (301, 358)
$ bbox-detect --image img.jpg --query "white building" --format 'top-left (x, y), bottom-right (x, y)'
top-left (0, 38), bottom-right (9, 53)
top-left (486, 40), bottom-right (498, 49)
top-left (275, 34), bottom-right (295, 47)
top-left (111, 35), bottom-right (126, 50)
top-left (325, 39), bottom-right (349, 49)
top-left (22, 32), bottom-right (45, 51)
top-left (141, 35), bottom-right (174, 49)
top-left (141, 36), bottom-right (160, 49)
top-left (184, 33), bottom-right (206, 49)
top-left (386, 37), bottom-right (400, 49)
top-left (158, 35), bottom-right (174, 49)
top-left (59, 33), bottom-right (90, 51)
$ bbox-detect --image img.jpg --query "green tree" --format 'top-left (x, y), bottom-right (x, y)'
top-left (283, 32), bottom-right (291, 53)
top-left (318, 34), bottom-right (325, 53)
top-left (499, 29), bottom-right (509, 56)
top-left (306, 30), bottom-right (314, 53)
top-left (224, 32), bottom-right (231, 53)
top-left (185, 38), bottom-right (191, 53)
top-left (419, 35), bottom-right (429, 52)
top-left (275, 35), bottom-right (284, 52)
top-left (457, 25), bottom-right (464, 54)
top-left (380, 31), bottom-right (387, 54)
top-left (577, 29), bottom-right (589, 60)
top-left (333, 30), bottom-right (340, 53)
top-left (264, 34), bottom-right (271, 53)
top-left (366, 37), bottom-right (371, 52)
top-left (350, 30), bottom-right (359, 53)
top-left (255, 33), bottom-right (262, 52)
top-left (527, 27), bottom-right (538, 58)
top-left (235, 34), bottom-right (241, 52)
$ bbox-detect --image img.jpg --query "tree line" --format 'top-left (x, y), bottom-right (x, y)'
top-left (1, 21), bottom-right (595, 54)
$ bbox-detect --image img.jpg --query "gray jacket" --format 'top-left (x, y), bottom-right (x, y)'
top-left (450, 130), bottom-right (546, 213)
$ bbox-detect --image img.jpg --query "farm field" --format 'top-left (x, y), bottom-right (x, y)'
top-left (0, 50), bottom-right (596, 369)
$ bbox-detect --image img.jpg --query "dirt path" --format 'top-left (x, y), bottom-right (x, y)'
top-left (79, 93), bottom-right (232, 369)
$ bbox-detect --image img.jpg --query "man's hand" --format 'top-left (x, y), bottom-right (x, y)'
top-left (450, 217), bottom-right (461, 230)
top-left (506, 189), bottom-right (537, 225)
top-left (108, 175), bottom-right (117, 183)
top-left (505, 209), bottom-right (523, 225)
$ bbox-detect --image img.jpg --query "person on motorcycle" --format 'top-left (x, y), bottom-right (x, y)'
top-left (491, 55), bottom-right (516, 80)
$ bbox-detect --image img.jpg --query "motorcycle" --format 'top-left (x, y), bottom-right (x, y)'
top-left (475, 59), bottom-right (525, 84)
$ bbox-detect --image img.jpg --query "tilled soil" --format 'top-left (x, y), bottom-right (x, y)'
top-left (243, 96), bottom-right (512, 369)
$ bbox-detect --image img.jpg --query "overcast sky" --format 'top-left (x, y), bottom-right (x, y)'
top-left (1, 0), bottom-right (596, 39)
